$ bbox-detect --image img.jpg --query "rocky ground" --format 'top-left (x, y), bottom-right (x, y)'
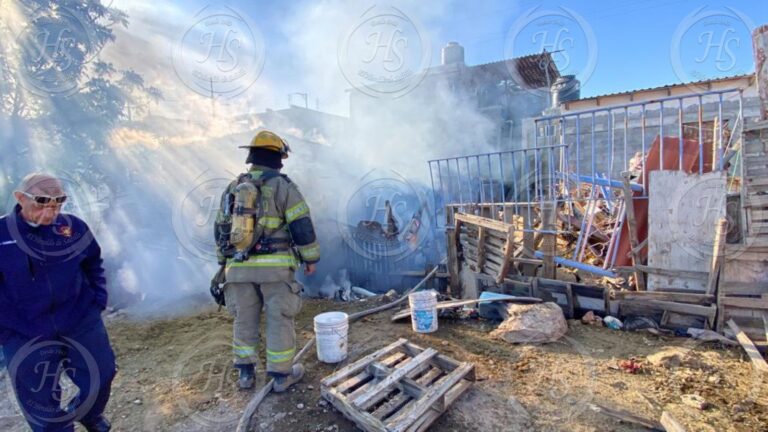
top-left (0, 297), bottom-right (766, 431)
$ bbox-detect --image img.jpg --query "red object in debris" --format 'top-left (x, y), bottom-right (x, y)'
top-left (614, 136), bottom-right (714, 267)
top-left (618, 359), bottom-right (643, 374)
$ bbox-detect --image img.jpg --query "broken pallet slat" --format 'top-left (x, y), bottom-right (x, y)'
top-left (635, 265), bottom-right (708, 280)
top-left (660, 411), bottom-right (687, 432)
top-left (619, 298), bottom-right (717, 328)
top-left (336, 352), bottom-right (408, 395)
top-left (588, 403), bottom-right (664, 430)
top-left (322, 339), bottom-right (408, 388)
top-left (454, 213), bottom-right (512, 235)
top-left (400, 341), bottom-right (469, 378)
top-left (352, 348), bottom-right (438, 410)
top-left (476, 227), bottom-right (487, 272)
top-left (366, 362), bottom-right (427, 399)
top-left (370, 366), bottom-right (442, 421)
top-left (322, 386), bottom-right (389, 431)
top-left (727, 319), bottom-right (768, 373)
top-left (720, 281), bottom-right (768, 296)
top-left (407, 380), bottom-right (472, 432)
top-left (612, 290), bottom-right (715, 305)
top-left (387, 362), bottom-right (475, 432)
top-left (719, 297), bottom-right (768, 310)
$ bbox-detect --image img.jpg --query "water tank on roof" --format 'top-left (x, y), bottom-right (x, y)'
top-left (441, 42), bottom-right (464, 66)
top-left (551, 75), bottom-right (580, 107)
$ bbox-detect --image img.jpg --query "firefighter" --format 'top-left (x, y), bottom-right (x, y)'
top-left (214, 131), bottom-right (320, 391)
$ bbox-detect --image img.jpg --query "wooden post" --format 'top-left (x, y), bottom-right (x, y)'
top-left (476, 227), bottom-right (487, 272)
top-left (521, 204), bottom-right (537, 276)
top-left (705, 218), bottom-right (728, 296)
top-left (762, 311), bottom-right (768, 345)
top-left (496, 227), bottom-right (515, 284)
top-left (541, 201), bottom-right (557, 279)
top-left (753, 25), bottom-right (768, 120)
top-left (446, 220), bottom-right (461, 298)
top-left (621, 172), bottom-right (646, 291)
top-left (727, 319), bottom-right (768, 373)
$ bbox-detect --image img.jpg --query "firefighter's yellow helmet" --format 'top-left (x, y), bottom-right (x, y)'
top-left (239, 130), bottom-right (291, 159)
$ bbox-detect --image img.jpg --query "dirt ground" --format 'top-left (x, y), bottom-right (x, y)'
top-left (1, 296), bottom-right (767, 431)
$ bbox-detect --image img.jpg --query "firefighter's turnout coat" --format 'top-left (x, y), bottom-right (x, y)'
top-left (216, 165), bottom-right (320, 373)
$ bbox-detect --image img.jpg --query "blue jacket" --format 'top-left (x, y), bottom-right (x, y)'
top-left (0, 205), bottom-right (107, 344)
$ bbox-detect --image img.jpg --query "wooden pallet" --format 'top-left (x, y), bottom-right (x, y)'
top-left (320, 339), bottom-right (475, 432)
top-left (742, 125), bottom-right (768, 240)
top-left (717, 243), bottom-right (768, 346)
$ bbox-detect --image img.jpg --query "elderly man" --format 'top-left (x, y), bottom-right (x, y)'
top-left (0, 173), bottom-right (116, 432)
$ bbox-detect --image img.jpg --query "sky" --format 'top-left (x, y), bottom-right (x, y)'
top-left (102, 0), bottom-right (768, 118)
top-left (99, 0), bottom-right (768, 115)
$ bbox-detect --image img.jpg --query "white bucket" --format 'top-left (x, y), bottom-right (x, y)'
top-left (409, 290), bottom-right (438, 333)
top-left (314, 311), bottom-right (349, 363)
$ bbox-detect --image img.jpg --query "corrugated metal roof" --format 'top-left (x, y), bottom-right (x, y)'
top-left (468, 52), bottom-right (561, 88)
top-left (576, 74), bottom-right (752, 101)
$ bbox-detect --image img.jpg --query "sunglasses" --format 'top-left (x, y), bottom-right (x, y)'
top-left (21, 191), bottom-right (68, 206)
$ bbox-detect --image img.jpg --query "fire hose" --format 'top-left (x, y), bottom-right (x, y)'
top-left (235, 260), bottom-right (445, 432)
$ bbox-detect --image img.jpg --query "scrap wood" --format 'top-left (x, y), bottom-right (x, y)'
top-left (726, 319), bottom-right (768, 373)
top-left (391, 295), bottom-right (542, 322)
top-left (764, 312), bottom-right (768, 344)
top-left (705, 218), bottom-right (728, 296)
top-left (686, 328), bottom-right (738, 346)
top-left (557, 211), bottom-right (610, 242)
top-left (612, 290), bottom-right (715, 305)
top-left (635, 265), bottom-right (708, 280)
top-left (630, 238), bottom-right (649, 256)
top-left (660, 412), bottom-right (687, 432)
top-left (588, 403), bottom-right (664, 431)
top-left (618, 298), bottom-right (716, 328)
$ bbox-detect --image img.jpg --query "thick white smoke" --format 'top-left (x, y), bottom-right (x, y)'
top-left (5, 0), bottom-right (508, 314)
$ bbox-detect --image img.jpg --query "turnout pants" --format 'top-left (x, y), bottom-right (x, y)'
top-left (224, 281), bottom-right (303, 375)
top-left (1, 314), bottom-right (117, 432)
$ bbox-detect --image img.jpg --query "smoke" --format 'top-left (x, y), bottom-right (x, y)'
top-left (4, 0), bottom-right (506, 315)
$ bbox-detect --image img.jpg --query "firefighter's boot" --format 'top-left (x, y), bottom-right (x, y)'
top-left (273, 363), bottom-right (304, 393)
top-left (236, 364), bottom-right (256, 390)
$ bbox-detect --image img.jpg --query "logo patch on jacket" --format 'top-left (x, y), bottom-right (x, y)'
top-left (54, 225), bottom-right (73, 238)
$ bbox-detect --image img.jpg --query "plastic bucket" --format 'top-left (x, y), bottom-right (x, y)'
top-left (409, 290), bottom-right (438, 333)
top-left (314, 311), bottom-right (349, 363)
